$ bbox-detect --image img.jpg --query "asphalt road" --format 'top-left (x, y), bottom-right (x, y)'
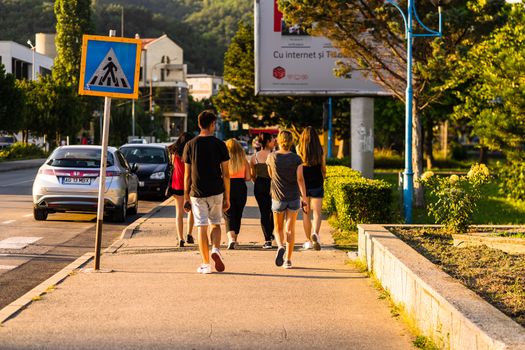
top-left (0, 167), bottom-right (162, 309)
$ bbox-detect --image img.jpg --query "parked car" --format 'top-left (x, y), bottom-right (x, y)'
top-left (32, 146), bottom-right (139, 222)
top-left (0, 135), bottom-right (16, 149)
top-left (120, 143), bottom-right (172, 199)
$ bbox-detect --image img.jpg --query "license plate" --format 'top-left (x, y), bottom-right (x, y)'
top-left (139, 181), bottom-right (145, 187)
top-left (63, 177), bottom-right (91, 185)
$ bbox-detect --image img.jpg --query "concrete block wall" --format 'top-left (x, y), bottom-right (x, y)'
top-left (358, 224), bottom-right (525, 350)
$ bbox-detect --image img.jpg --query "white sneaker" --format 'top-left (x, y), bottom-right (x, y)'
top-left (311, 233), bottom-right (321, 251)
top-left (211, 248), bottom-right (225, 272)
top-left (302, 241), bottom-right (313, 250)
top-left (197, 264), bottom-right (212, 274)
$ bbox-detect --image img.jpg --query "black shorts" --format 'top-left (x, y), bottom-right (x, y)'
top-left (306, 186), bottom-right (324, 198)
top-left (172, 189), bottom-right (184, 196)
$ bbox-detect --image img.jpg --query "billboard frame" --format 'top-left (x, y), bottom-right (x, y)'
top-left (254, 0), bottom-right (390, 97)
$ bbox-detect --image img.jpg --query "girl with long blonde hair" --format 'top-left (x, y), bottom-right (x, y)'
top-left (297, 126), bottom-right (326, 250)
top-left (224, 138), bottom-right (251, 249)
top-left (266, 130), bottom-right (308, 269)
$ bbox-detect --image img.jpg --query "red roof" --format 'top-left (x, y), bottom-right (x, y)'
top-left (141, 38), bottom-right (157, 48)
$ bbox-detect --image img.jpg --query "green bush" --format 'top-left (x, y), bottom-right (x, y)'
top-left (419, 164), bottom-right (490, 234)
top-left (326, 157), bottom-right (350, 166)
top-left (324, 165), bottom-right (392, 231)
top-left (0, 142), bottom-right (46, 160)
top-left (497, 161), bottom-right (525, 201)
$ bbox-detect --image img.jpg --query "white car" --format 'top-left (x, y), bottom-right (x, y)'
top-left (32, 146), bottom-right (139, 222)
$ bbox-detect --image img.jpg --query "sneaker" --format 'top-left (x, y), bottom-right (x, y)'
top-left (302, 241), bottom-right (313, 250)
top-left (179, 240), bottom-right (185, 248)
top-left (197, 264), bottom-right (212, 274)
top-left (262, 241), bottom-right (273, 249)
top-left (186, 234), bottom-right (194, 244)
top-left (227, 241), bottom-right (235, 250)
top-left (311, 233), bottom-right (321, 251)
top-left (275, 246), bottom-right (285, 267)
top-left (211, 248), bottom-right (225, 272)
top-left (284, 260), bottom-right (293, 269)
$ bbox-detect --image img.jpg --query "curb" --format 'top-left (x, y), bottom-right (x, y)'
top-left (0, 159), bottom-right (46, 173)
top-left (0, 252), bottom-right (94, 325)
top-left (120, 196), bottom-right (175, 239)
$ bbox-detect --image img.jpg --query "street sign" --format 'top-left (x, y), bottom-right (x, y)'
top-left (79, 35), bottom-right (142, 99)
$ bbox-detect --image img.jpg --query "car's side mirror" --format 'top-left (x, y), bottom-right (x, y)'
top-left (130, 163), bottom-right (139, 173)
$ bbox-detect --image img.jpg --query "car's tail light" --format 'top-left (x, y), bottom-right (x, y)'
top-left (38, 168), bottom-right (55, 175)
top-left (106, 170), bottom-right (122, 177)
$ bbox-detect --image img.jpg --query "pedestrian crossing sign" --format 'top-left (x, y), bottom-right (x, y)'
top-left (79, 35), bottom-right (142, 99)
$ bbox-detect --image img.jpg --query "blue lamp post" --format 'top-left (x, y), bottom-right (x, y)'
top-left (385, 0), bottom-right (445, 223)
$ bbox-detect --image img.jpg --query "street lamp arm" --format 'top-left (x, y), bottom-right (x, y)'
top-left (412, 0), bottom-right (441, 36)
top-left (385, 0), bottom-right (408, 35)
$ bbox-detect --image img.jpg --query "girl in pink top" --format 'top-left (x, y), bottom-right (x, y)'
top-left (169, 133), bottom-right (195, 247)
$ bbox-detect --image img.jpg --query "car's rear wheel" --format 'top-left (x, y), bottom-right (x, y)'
top-left (33, 208), bottom-right (48, 221)
top-left (112, 197), bottom-right (127, 223)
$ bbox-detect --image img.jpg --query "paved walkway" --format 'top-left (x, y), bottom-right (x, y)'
top-left (0, 191), bottom-right (415, 349)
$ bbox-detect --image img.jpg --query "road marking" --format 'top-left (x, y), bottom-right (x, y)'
top-left (0, 237), bottom-right (42, 249)
top-left (23, 214), bottom-right (32, 218)
top-left (0, 265), bottom-right (16, 270)
top-left (0, 179), bottom-right (33, 187)
top-left (1, 220), bottom-right (15, 225)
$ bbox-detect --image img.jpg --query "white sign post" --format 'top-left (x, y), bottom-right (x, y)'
top-left (79, 30), bottom-right (142, 270)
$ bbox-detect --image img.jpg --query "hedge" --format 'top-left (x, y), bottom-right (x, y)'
top-left (0, 142), bottom-right (47, 160)
top-left (324, 165), bottom-right (392, 231)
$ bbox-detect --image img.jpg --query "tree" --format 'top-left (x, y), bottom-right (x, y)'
top-left (17, 76), bottom-right (83, 146)
top-left (0, 65), bottom-right (24, 133)
top-left (213, 22), bottom-right (323, 131)
top-left (278, 0), bottom-right (506, 205)
top-left (446, 5), bottom-right (525, 161)
top-left (54, 0), bottom-right (93, 88)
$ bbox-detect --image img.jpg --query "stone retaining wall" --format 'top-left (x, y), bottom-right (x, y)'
top-left (358, 224), bottom-right (525, 350)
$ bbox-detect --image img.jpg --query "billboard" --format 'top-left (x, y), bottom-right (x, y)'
top-left (255, 0), bottom-right (388, 96)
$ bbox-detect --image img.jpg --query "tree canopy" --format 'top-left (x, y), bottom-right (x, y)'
top-left (445, 4), bottom-right (525, 160)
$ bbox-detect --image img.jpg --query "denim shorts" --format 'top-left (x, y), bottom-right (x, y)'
top-left (190, 193), bottom-right (223, 227)
top-left (306, 186), bottom-right (324, 198)
top-left (271, 198), bottom-right (301, 213)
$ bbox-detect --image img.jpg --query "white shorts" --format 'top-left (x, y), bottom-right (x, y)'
top-left (190, 194), bottom-right (223, 227)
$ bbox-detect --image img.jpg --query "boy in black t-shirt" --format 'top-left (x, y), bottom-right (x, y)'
top-left (183, 110), bottom-right (230, 274)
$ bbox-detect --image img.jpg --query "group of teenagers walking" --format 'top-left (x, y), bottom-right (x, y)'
top-left (168, 110), bottom-right (326, 274)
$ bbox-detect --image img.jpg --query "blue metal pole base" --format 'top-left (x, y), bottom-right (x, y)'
top-left (403, 171), bottom-right (413, 224)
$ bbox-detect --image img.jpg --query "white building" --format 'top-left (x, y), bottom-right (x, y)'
top-left (139, 35), bottom-right (188, 136)
top-left (0, 38), bottom-right (53, 80)
top-left (186, 74), bottom-right (224, 101)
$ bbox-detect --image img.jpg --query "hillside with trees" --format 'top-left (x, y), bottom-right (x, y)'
top-left (0, 0), bottom-right (252, 74)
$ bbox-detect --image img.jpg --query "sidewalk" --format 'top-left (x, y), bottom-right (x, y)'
top-left (0, 158), bottom-right (46, 173)
top-left (0, 191), bottom-right (415, 349)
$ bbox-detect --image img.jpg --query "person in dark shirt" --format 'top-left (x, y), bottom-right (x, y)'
top-left (183, 110), bottom-right (230, 274)
top-left (297, 126), bottom-right (326, 251)
top-left (266, 130), bottom-right (308, 269)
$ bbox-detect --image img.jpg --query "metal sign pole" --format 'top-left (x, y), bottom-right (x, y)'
top-left (94, 29), bottom-right (116, 270)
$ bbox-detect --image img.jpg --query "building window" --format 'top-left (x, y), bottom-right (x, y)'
top-left (11, 58), bottom-right (29, 80)
top-left (39, 67), bottom-right (51, 77)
